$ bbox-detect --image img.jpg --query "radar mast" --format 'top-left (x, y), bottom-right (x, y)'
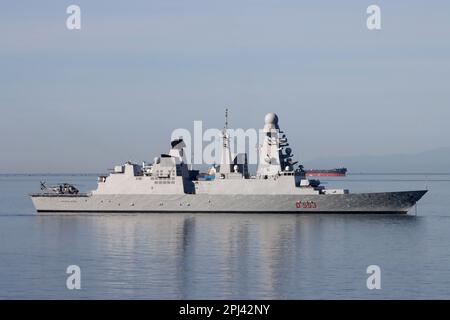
top-left (219, 108), bottom-right (232, 174)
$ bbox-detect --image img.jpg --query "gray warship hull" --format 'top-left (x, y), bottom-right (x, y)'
top-left (31, 190), bottom-right (427, 214)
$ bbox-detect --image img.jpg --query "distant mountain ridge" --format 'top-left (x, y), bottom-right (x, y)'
top-left (303, 147), bottom-right (450, 174)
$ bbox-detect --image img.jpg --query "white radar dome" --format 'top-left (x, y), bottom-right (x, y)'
top-left (264, 112), bottom-right (279, 125)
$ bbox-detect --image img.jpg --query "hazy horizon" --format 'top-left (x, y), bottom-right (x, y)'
top-left (1, 1), bottom-right (449, 173)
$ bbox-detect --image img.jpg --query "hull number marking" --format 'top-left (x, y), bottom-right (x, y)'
top-left (296, 201), bottom-right (317, 209)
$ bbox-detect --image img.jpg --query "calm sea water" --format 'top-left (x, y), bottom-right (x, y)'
top-left (1, 173), bottom-right (450, 299)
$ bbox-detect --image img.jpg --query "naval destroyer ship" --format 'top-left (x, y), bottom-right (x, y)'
top-left (30, 112), bottom-right (427, 213)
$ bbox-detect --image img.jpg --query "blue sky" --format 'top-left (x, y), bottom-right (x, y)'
top-left (1, 1), bottom-right (449, 172)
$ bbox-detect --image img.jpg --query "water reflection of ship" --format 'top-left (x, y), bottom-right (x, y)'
top-left (158, 214), bottom-right (303, 298)
top-left (82, 214), bottom-right (301, 298)
top-left (42, 214), bottom-right (427, 298)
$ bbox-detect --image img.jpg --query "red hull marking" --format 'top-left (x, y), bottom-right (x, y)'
top-left (296, 201), bottom-right (317, 209)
